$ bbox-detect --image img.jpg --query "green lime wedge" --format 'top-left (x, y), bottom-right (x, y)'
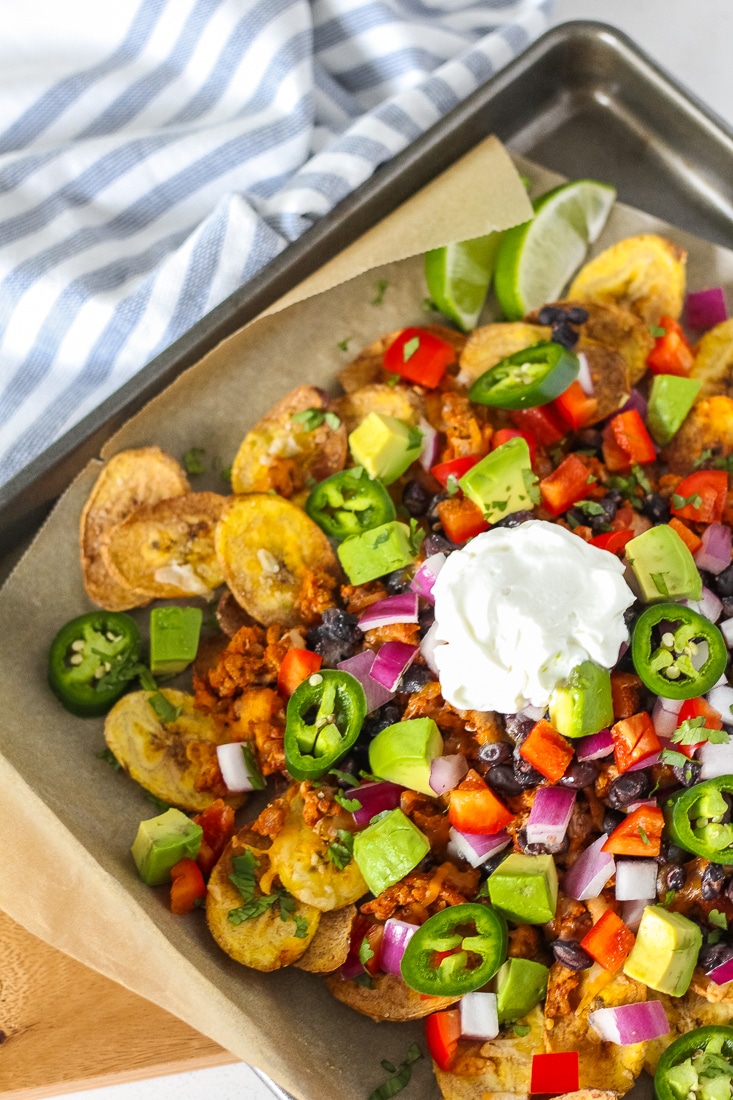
top-left (493, 179), bottom-right (616, 321)
top-left (425, 232), bottom-right (503, 332)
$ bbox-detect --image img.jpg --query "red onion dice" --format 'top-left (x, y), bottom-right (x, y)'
top-left (614, 859), bottom-right (657, 901)
top-left (216, 742), bottom-right (260, 792)
top-left (576, 728), bottom-right (614, 761)
top-left (358, 592), bottom-right (419, 631)
top-left (447, 827), bottom-right (511, 869)
top-left (526, 787), bottom-right (576, 847)
top-left (460, 991), bottom-right (499, 1040)
top-left (429, 753), bottom-right (468, 795)
top-left (686, 287), bottom-right (728, 330)
top-left (563, 834), bottom-right (615, 901)
top-left (337, 649), bottom-right (395, 713)
top-left (707, 955), bottom-right (733, 986)
top-left (418, 419), bottom-right (440, 471)
top-left (410, 553), bottom-right (446, 603)
top-left (695, 523), bottom-right (732, 576)
top-left (652, 695), bottom-right (683, 739)
top-left (370, 641), bottom-right (419, 691)
top-left (351, 781), bottom-right (403, 826)
top-left (589, 1000), bottom-right (669, 1045)
top-left (380, 918), bottom-right (418, 976)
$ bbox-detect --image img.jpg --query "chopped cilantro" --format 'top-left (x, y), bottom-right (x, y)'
top-left (373, 530), bottom-right (390, 547)
top-left (574, 499), bottom-right (605, 517)
top-left (446, 474), bottom-right (460, 497)
top-left (353, 971), bottom-right (374, 988)
top-left (631, 463), bottom-right (652, 494)
top-left (182, 446), bottom-right (206, 475)
top-left (227, 851), bottom-right (306, 932)
top-left (324, 410), bottom-right (342, 430)
top-left (327, 830), bottom-right (355, 871)
top-left (96, 747), bottom-right (123, 771)
top-left (672, 717), bottom-right (729, 747)
top-left (144, 792), bottom-right (173, 813)
top-left (385, 372), bottom-right (399, 387)
top-left (219, 464), bottom-right (232, 485)
top-left (381, 1061), bottom-right (396, 1074)
top-left (328, 768), bottom-right (360, 788)
top-left (337, 337), bottom-right (351, 351)
top-left (661, 747), bottom-right (691, 768)
top-left (422, 297), bottom-right (439, 313)
top-left (512, 1024), bottom-right (531, 1037)
top-left (241, 741), bottom-right (267, 790)
top-left (672, 491), bottom-right (703, 511)
top-left (708, 909), bottom-right (729, 931)
top-left (521, 467), bottom-right (540, 505)
top-left (137, 665), bottom-right (183, 724)
top-left (334, 790), bottom-right (363, 813)
top-left (663, 890), bottom-right (676, 907)
top-left (403, 336), bottom-right (420, 362)
top-left (291, 408), bottom-right (326, 432)
top-left (649, 324), bottom-right (667, 338)
top-left (408, 517), bottom-right (426, 555)
top-left (638, 825), bottom-right (650, 845)
top-left (368, 1044), bottom-right (423, 1100)
top-left (372, 279), bottom-right (389, 306)
top-left (359, 937), bottom-right (375, 966)
top-left (650, 572), bottom-right (670, 596)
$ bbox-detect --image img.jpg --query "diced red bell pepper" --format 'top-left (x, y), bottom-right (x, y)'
top-left (579, 909), bottom-right (635, 972)
top-left (602, 409), bottom-right (657, 471)
top-left (170, 857), bottom-right (206, 914)
top-left (602, 804), bottom-right (664, 857)
top-left (425, 1009), bottom-right (461, 1072)
top-left (611, 712), bottom-right (662, 773)
top-left (277, 647), bottom-right (323, 698)
top-left (539, 453), bottom-right (593, 516)
top-left (673, 696), bottom-right (724, 758)
top-left (670, 470), bottom-right (728, 525)
top-left (193, 798), bottom-right (237, 875)
top-left (590, 528), bottom-right (635, 555)
top-left (448, 770), bottom-right (513, 836)
top-left (491, 428), bottom-right (537, 465)
top-left (510, 404), bottom-right (567, 448)
top-left (436, 497), bottom-right (490, 543)
top-left (383, 327), bottom-right (455, 388)
top-left (552, 379), bottom-right (598, 431)
top-left (668, 516), bottom-right (703, 554)
top-left (531, 1052), bottom-right (579, 1095)
top-left (430, 454), bottom-right (481, 488)
top-left (646, 316), bottom-right (695, 377)
top-left (519, 719), bottom-right (574, 782)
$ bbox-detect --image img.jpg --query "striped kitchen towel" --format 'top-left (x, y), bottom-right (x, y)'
top-left (0, 0), bottom-right (553, 487)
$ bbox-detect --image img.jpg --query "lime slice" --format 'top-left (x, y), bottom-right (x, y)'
top-left (493, 179), bottom-right (616, 321)
top-left (425, 232), bottom-right (503, 332)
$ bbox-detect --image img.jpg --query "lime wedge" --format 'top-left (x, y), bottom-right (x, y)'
top-left (425, 232), bottom-right (503, 332)
top-left (493, 179), bottom-right (616, 321)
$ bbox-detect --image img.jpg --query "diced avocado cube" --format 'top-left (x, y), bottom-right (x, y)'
top-left (487, 853), bottom-right (558, 925)
top-left (626, 524), bottom-right (702, 603)
top-left (149, 606), bottom-right (203, 676)
top-left (647, 375), bottom-right (702, 446)
top-left (337, 520), bottom-right (415, 584)
top-left (459, 437), bottom-right (538, 524)
top-left (549, 660), bottom-right (614, 738)
top-left (496, 957), bottom-right (549, 1022)
top-left (348, 412), bottom-right (423, 484)
top-left (353, 808), bottom-right (430, 896)
top-left (131, 807), bottom-right (203, 886)
top-left (369, 717), bottom-right (444, 796)
top-left (665, 1060), bottom-right (698, 1100)
top-left (623, 905), bottom-right (702, 996)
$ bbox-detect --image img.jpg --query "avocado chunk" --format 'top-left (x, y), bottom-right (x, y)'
top-left (131, 807), bottom-right (203, 886)
top-left (665, 1059), bottom-right (699, 1100)
top-left (337, 520), bottom-right (415, 584)
top-left (647, 374), bottom-right (702, 446)
top-left (149, 606), bottom-right (203, 676)
top-left (549, 659), bottom-right (614, 738)
top-left (369, 717), bottom-right (444, 796)
top-left (348, 412), bottom-right (423, 484)
top-left (352, 808), bottom-right (430, 895)
top-left (626, 524), bottom-right (703, 603)
top-left (459, 436), bottom-right (539, 524)
top-left (496, 957), bottom-right (549, 1023)
top-left (487, 853), bottom-right (558, 925)
top-left (623, 904), bottom-right (702, 996)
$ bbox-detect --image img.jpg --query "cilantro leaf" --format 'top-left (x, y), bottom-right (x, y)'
top-left (334, 790), bottom-right (362, 813)
top-left (574, 499), bottom-right (606, 516)
top-left (638, 825), bottom-right (650, 845)
top-left (182, 447), bottom-right (206, 475)
top-left (144, 792), bottom-right (173, 813)
top-left (324, 411), bottom-right (341, 431)
top-left (328, 768), bottom-right (360, 788)
top-left (708, 909), bottom-right (729, 931)
top-left (672, 491), bottom-right (703, 511)
top-left (337, 337), bottom-right (351, 351)
top-left (671, 717), bottom-right (730, 747)
top-left (649, 324), bottom-right (667, 337)
top-left (372, 279), bottom-right (388, 306)
top-left (422, 297), bottom-right (439, 313)
top-left (403, 336), bottom-right (420, 362)
top-left (327, 829), bottom-right (355, 871)
top-left (359, 937), bottom-right (375, 966)
top-left (240, 741), bottom-right (267, 790)
top-left (661, 748), bottom-right (690, 768)
top-left (291, 408), bottom-right (326, 432)
top-left (512, 1024), bottom-right (531, 1037)
top-left (96, 747), bottom-right (123, 771)
top-left (650, 572), bottom-right (670, 596)
top-left (368, 1044), bottom-right (423, 1100)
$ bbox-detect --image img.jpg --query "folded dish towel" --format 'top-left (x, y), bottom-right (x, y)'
top-left (0, 0), bottom-right (552, 488)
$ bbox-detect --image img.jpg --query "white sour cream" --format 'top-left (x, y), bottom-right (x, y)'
top-left (432, 519), bottom-right (635, 714)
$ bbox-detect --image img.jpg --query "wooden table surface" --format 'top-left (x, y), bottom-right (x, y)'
top-left (0, 912), bottom-right (236, 1098)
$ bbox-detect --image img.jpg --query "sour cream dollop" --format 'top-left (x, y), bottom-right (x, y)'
top-left (432, 519), bottom-right (635, 714)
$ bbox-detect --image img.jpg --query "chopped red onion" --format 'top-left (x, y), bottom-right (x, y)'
top-left (627, 750), bottom-right (661, 772)
top-left (337, 650), bottom-right (394, 713)
top-left (418, 419), bottom-right (440, 472)
top-left (576, 728), bottom-right (614, 761)
top-left (380, 918), bottom-right (418, 976)
top-left (589, 1000), bottom-right (669, 1045)
top-left (370, 641), bottom-right (419, 691)
top-left (686, 287), bottom-right (728, 330)
top-left (652, 695), bottom-right (684, 739)
top-left (699, 741), bottom-right (733, 780)
top-left (576, 351), bottom-right (594, 395)
top-left (621, 389), bottom-right (648, 421)
top-left (695, 523), bottom-right (732, 576)
top-left (614, 859), bottom-right (658, 901)
top-left (460, 991), bottom-right (499, 1041)
top-left (358, 592), bottom-right (419, 631)
top-left (721, 618), bottom-right (733, 649)
top-left (707, 955), bottom-right (733, 986)
top-left (351, 781), bottom-right (403, 826)
top-left (563, 834), bottom-right (615, 901)
top-left (430, 753), bottom-right (468, 795)
top-left (216, 742), bottom-right (260, 792)
top-left (447, 827), bottom-right (511, 869)
top-left (621, 899), bottom-right (648, 932)
top-left (419, 621), bottom-right (440, 676)
top-left (624, 799), bottom-right (657, 814)
top-left (340, 951), bottom-right (366, 981)
top-left (526, 788), bottom-right (576, 847)
top-left (410, 553), bottom-right (446, 603)
top-left (706, 684), bottom-right (733, 725)
top-left (684, 587), bottom-right (722, 624)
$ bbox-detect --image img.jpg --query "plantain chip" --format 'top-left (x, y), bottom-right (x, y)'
top-left (294, 904), bottom-right (356, 973)
top-left (80, 447), bottom-right (189, 610)
top-left (644, 975), bottom-right (733, 1077)
top-left (333, 382), bottom-right (424, 435)
top-left (690, 317), bottom-right (733, 398)
top-left (337, 325), bottom-right (466, 394)
top-left (214, 493), bottom-right (339, 628)
top-left (525, 300), bottom-right (654, 386)
top-left (230, 385), bottom-right (347, 499)
top-left (433, 1005), bottom-right (544, 1100)
top-left (556, 1092), bottom-right (618, 1100)
top-left (104, 689), bottom-right (245, 813)
top-left (326, 969), bottom-right (460, 1023)
top-left (207, 833), bottom-right (320, 971)
top-left (457, 323), bottom-right (550, 386)
top-left (661, 395), bottom-right (733, 474)
top-left (101, 491), bottom-right (227, 600)
top-left (567, 233), bottom-right (687, 325)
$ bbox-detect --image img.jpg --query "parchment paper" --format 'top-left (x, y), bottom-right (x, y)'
top-left (1, 138), bottom-right (732, 1100)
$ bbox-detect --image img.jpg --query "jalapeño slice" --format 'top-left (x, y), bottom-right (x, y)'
top-left (469, 341), bottom-right (579, 410)
top-left (654, 1025), bottom-right (733, 1100)
top-left (400, 902), bottom-right (507, 996)
top-left (665, 777), bottom-right (733, 863)
top-left (48, 610), bottom-right (141, 717)
top-left (631, 602), bottom-right (728, 700)
top-left (284, 669), bottom-right (367, 780)
top-left (305, 466), bottom-right (396, 540)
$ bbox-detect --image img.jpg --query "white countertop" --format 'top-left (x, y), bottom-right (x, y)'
top-left (57, 3), bottom-right (733, 1099)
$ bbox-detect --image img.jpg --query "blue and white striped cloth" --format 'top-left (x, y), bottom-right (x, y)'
top-left (0, 0), bottom-right (553, 488)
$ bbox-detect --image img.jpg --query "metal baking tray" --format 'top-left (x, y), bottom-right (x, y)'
top-left (2, 18), bottom-right (733, 572)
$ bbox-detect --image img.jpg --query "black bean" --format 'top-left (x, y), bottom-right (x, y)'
top-left (551, 321), bottom-right (579, 349)
top-left (402, 479), bottom-right (432, 517)
top-left (551, 940), bottom-right (594, 970)
top-left (558, 759), bottom-right (599, 789)
top-left (384, 567), bottom-right (413, 594)
top-left (566, 306), bottom-right (589, 325)
top-left (319, 607), bottom-right (361, 641)
top-left (477, 741), bottom-right (513, 767)
top-left (427, 492), bottom-right (449, 525)
top-left (493, 510), bottom-right (535, 529)
top-left (640, 493), bottom-right (670, 524)
top-left (714, 562), bottom-right (733, 598)
top-left (418, 607), bottom-right (435, 634)
top-left (480, 850), bottom-right (511, 877)
top-left (701, 863), bottom-right (726, 900)
top-left (698, 941), bottom-right (733, 972)
top-left (672, 759), bottom-right (702, 788)
top-left (657, 840), bottom-right (686, 865)
top-left (658, 864), bottom-right (685, 894)
top-left (504, 714), bottom-right (535, 743)
top-left (414, 854), bottom-right (438, 875)
top-left (486, 764), bottom-right (523, 797)
top-left (722, 597), bottom-right (733, 619)
top-left (362, 702), bottom-right (403, 740)
top-left (306, 607), bottom-right (363, 666)
top-left (603, 808), bottom-right (624, 835)
top-left (513, 748), bottom-right (544, 789)
top-left (398, 664), bottom-right (432, 694)
top-left (607, 771), bottom-right (650, 809)
top-left (574, 428), bottom-right (604, 453)
top-left (518, 826), bottom-right (570, 856)
top-left (538, 305), bottom-right (565, 325)
top-left (423, 533), bottom-right (456, 557)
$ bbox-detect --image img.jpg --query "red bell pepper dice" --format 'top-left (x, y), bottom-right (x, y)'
top-left (277, 647), bottom-right (323, 698)
top-left (530, 1052), bottom-right (579, 1095)
top-left (668, 517), bottom-right (703, 555)
top-left (670, 470), bottom-right (728, 525)
top-left (590, 529), bottom-right (635, 554)
top-left (193, 798), bottom-right (237, 874)
top-left (431, 454), bottom-right (482, 488)
top-left (647, 316), bottom-right (695, 376)
top-left (611, 712), bottom-right (662, 773)
top-left (539, 453), bottom-right (594, 516)
top-left (492, 428), bottom-right (538, 465)
top-left (425, 1009), bottom-right (461, 1071)
top-left (519, 719), bottom-right (574, 782)
top-left (602, 409), bottom-right (656, 471)
top-left (602, 804), bottom-right (664, 857)
top-left (448, 771), bottom-right (513, 835)
top-left (170, 857), bottom-right (206, 914)
top-left (436, 497), bottom-right (490, 543)
top-left (580, 909), bottom-right (635, 972)
top-left (553, 379), bottom-right (598, 431)
top-left (511, 405), bottom-right (566, 448)
top-left (384, 328), bottom-right (455, 388)
top-left (673, 696), bottom-right (725, 758)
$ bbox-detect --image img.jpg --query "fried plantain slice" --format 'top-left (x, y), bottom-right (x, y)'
top-left (327, 969), bottom-right (460, 1022)
top-left (104, 689), bottom-right (245, 813)
top-left (661, 395), bottom-right (733, 474)
top-left (556, 1092), bottom-right (618, 1100)
top-left (457, 322), bottom-right (550, 386)
top-left (101, 491), bottom-right (227, 600)
top-left (294, 904), bottom-right (356, 973)
top-left (567, 234), bottom-right (687, 325)
top-left (266, 793), bottom-right (366, 912)
top-left (690, 318), bottom-right (733, 398)
top-left (230, 385), bottom-right (347, 499)
top-left (337, 325), bottom-right (466, 393)
top-left (214, 493), bottom-right (339, 628)
top-left (333, 383), bottom-right (424, 435)
top-left (433, 1005), bottom-right (544, 1100)
top-left (644, 974), bottom-right (733, 1076)
top-left (80, 447), bottom-right (189, 610)
top-left (525, 300), bottom-right (654, 386)
top-left (577, 338), bottom-right (630, 424)
top-left (206, 833), bottom-right (320, 971)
